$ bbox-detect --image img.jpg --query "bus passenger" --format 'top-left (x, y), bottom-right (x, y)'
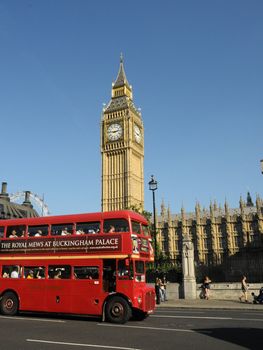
top-left (54, 270), bottom-right (61, 279)
top-left (27, 270), bottom-right (34, 279)
top-left (2, 270), bottom-right (9, 278)
top-left (61, 227), bottom-right (70, 236)
top-left (36, 267), bottom-right (45, 279)
top-left (76, 229), bottom-right (84, 235)
top-left (11, 266), bottom-right (19, 278)
top-left (9, 230), bottom-right (18, 239)
top-left (108, 225), bottom-right (115, 233)
top-left (35, 230), bottom-right (42, 237)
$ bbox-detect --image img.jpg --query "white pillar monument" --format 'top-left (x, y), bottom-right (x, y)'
top-left (182, 234), bottom-right (197, 299)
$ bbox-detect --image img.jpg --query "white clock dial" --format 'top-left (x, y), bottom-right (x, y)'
top-left (134, 124), bottom-right (141, 143)
top-left (107, 123), bottom-right (122, 141)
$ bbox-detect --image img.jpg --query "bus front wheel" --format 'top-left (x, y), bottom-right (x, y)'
top-left (105, 296), bottom-right (131, 324)
top-left (0, 292), bottom-right (18, 316)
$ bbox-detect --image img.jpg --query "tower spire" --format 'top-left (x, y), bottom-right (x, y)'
top-left (112, 53), bottom-right (131, 90)
top-left (109, 54), bottom-right (133, 101)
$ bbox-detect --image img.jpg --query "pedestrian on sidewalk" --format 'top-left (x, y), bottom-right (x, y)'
top-left (239, 275), bottom-right (249, 303)
top-left (162, 276), bottom-right (168, 301)
top-left (203, 276), bottom-right (211, 300)
top-left (159, 278), bottom-right (165, 302)
top-left (155, 276), bottom-right (161, 304)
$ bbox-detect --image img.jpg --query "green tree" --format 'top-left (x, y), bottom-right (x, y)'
top-left (127, 204), bottom-right (152, 223)
top-left (128, 204), bottom-right (182, 281)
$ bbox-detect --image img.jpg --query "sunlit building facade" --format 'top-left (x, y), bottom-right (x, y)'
top-left (156, 193), bottom-right (263, 266)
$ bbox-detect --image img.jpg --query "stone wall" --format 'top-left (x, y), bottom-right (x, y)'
top-left (152, 282), bottom-right (263, 300)
top-left (199, 283), bottom-right (262, 300)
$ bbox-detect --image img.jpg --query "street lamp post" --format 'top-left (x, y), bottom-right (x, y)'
top-left (148, 175), bottom-right (158, 267)
top-left (261, 159), bottom-right (263, 174)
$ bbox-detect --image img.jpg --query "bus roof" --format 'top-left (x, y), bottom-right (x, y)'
top-left (0, 210), bottom-right (149, 226)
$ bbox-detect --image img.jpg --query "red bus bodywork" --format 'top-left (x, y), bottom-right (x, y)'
top-left (0, 210), bottom-right (155, 323)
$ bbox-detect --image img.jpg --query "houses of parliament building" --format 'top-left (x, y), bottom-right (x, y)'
top-left (155, 193), bottom-right (263, 266)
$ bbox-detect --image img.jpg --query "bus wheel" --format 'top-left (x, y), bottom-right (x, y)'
top-left (105, 296), bottom-right (131, 324)
top-left (0, 292), bottom-right (19, 316)
top-left (132, 309), bottom-right (149, 321)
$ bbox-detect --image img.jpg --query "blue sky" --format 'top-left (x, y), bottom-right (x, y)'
top-left (0, 0), bottom-right (262, 215)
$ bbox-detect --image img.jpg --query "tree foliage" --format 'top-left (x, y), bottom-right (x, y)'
top-left (128, 204), bottom-right (182, 281)
top-left (127, 204), bottom-right (152, 223)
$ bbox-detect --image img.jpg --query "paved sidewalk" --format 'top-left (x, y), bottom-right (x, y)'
top-left (157, 298), bottom-right (263, 310)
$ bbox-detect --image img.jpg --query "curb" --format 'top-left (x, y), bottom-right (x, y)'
top-left (156, 300), bottom-right (263, 310)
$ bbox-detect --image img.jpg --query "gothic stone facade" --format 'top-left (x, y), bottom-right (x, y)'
top-left (156, 193), bottom-right (263, 266)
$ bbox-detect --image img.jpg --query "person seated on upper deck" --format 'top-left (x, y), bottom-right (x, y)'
top-left (61, 227), bottom-right (71, 236)
top-left (88, 229), bottom-right (96, 234)
top-left (9, 230), bottom-right (18, 239)
top-left (35, 230), bottom-right (42, 237)
top-left (76, 229), bottom-right (84, 235)
top-left (108, 225), bottom-right (115, 233)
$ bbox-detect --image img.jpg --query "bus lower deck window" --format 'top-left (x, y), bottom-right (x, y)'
top-left (48, 265), bottom-right (71, 279)
top-left (74, 266), bottom-right (99, 279)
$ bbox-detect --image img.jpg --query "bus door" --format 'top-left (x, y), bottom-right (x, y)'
top-left (45, 265), bottom-right (72, 313)
top-left (116, 258), bottom-right (133, 295)
top-left (103, 259), bottom-right (116, 293)
top-left (71, 264), bottom-right (103, 315)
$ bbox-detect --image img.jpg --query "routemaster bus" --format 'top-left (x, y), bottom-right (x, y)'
top-left (0, 210), bottom-right (155, 323)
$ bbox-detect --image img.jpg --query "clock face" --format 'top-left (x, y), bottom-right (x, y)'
top-left (107, 123), bottom-right (122, 141)
top-left (134, 124), bottom-right (141, 143)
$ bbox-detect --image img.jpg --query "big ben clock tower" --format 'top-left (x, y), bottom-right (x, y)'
top-left (101, 56), bottom-right (144, 211)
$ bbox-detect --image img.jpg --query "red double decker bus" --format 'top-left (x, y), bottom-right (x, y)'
top-left (0, 210), bottom-right (155, 323)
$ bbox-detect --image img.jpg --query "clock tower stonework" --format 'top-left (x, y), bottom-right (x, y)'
top-left (101, 57), bottom-right (144, 211)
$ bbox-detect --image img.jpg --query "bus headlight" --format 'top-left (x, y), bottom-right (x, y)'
top-left (137, 296), bottom-right (142, 304)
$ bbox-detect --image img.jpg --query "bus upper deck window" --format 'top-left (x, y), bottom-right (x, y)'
top-left (0, 226), bottom-right (4, 238)
top-left (103, 219), bottom-right (129, 233)
top-left (7, 225), bottom-right (26, 238)
top-left (28, 225), bottom-right (49, 237)
top-left (51, 224), bottom-right (73, 236)
top-left (131, 221), bottom-right (141, 234)
top-left (76, 222), bottom-right (100, 235)
top-left (142, 225), bottom-right (149, 236)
